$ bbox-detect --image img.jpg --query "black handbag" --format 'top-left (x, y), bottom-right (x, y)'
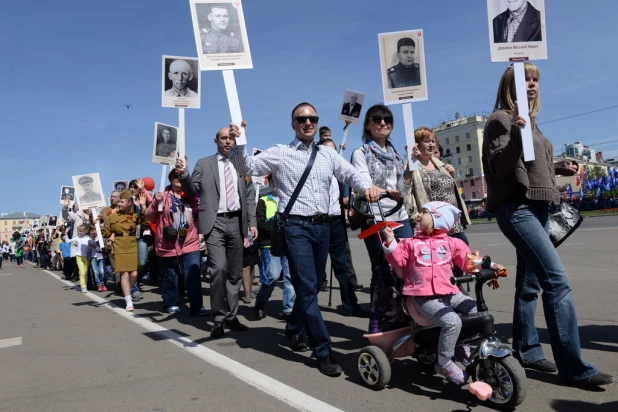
top-left (549, 201), bottom-right (583, 248)
top-left (270, 145), bottom-right (319, 257)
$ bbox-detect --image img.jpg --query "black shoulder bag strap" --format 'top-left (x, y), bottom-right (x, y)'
top-left (282, 144), bottom-right (319, 216)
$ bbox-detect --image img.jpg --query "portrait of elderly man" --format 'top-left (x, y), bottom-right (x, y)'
top-left (114, 181), bottom-right (128, 192)
top-left (387, 37), bottom-right (421, 89)
top-left (493, 0), bottom-right (542, 43)
top-left (164, 59), bottom-right (198, 98)
top-left (341, 94), bottom-right (362, 118)
top-left (77, 176), bottom-right (102, 203)
top-left (156, 127), bottom-right (176, 158)
top-left (199, 3), bottom-right (244, 54)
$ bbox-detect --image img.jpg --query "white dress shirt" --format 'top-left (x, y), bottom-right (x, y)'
top-left (217, 152), bottom-right (240, 214)
top-left (231, 138), bottom-right (371, 216)
top-left (328, 177), bottom-right (342, 216)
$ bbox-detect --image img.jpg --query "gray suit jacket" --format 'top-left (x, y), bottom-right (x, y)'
top-left (180, 154), bottom-right (256, 237)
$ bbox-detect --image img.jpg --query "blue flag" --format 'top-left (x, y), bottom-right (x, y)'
top-left (579, 187), bottom-right (584, 197)
top-left (596, 187), bottom-right (602, 198)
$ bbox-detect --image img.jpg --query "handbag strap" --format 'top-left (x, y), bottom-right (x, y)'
top-left (282, 144), bottom-right (319, 216)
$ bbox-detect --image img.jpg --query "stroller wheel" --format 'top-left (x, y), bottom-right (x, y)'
top-left (358, 346), bottom-right (391, 390)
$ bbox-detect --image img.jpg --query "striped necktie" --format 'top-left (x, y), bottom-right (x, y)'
top-left (224, 158), bottom-right (236, 211)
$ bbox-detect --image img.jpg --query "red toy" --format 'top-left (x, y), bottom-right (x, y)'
top-left (143, 177), bottom-right (155, 191)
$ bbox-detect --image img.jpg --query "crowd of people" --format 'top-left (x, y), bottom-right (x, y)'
top-left (4, 62), bottom-right (613, 388)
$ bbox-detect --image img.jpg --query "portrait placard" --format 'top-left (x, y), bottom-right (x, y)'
top-left (48, 216), bottom-right (58, 227)
top-left (162, 56), bottom-right (201, 109)
top-left (152, 123), bottom-right (178, 165)
top-left (338, 90), bottom-right (366, 124)
top-left (190, 0), bottom-right (253, 71)
top-left (59, 186), bottom-right (75, 204)
top-left (71, 173), bottom-right (106, 209)
top-left (378, 29), bottom-right (428, 105)
top-left (487, 0), bottom-right (547, 62)
top-left (112, 180), bottom-right (129, 192)
top-left (40, 215), bottom-right (49, 227)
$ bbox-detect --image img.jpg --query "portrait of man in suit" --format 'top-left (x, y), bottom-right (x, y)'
top-left (340, 94), bottom-right (362, 119)
top-left (493, 0), bottom-right (542, 43)
top-left (178, 126), bottom-right (257, 339)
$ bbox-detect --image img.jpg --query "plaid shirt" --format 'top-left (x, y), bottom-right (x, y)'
top-left (503, 2), bottom-right (528, 42)
top-left (231, 138), bottom-right (371, 216)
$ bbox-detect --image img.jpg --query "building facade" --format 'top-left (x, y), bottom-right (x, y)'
top-left (433, 114), bottom-right (489, 203)
top-left (0, 212), bottom-right (40, 243)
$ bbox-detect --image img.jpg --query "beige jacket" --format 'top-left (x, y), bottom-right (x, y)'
top-left (403, 156), bottom-right (471, 227)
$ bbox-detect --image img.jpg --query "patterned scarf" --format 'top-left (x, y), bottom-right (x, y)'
top-left (363, 139), bottom-right (404, 192)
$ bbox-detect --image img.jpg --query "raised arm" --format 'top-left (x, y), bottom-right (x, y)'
top-left (177, 158), bottom-right (201, 199)
top-left (483, 111), bottom-right (524, 180)
top-left (230, 144), bottom-right (280, 178)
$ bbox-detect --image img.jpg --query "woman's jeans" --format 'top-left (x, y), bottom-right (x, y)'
top-left (256, 248), bottom-right (295, 314)
top-left (161, 251), bottom-right (203, 313)
top-left (496, 201), bottom-right (597, 382)
top-left (90, 257), bottom-right (106, 286)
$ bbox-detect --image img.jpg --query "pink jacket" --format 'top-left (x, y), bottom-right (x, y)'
top-left (383, 232), bottom-right (471, 297)
top-left (145, 190), bottom-right (199, 258)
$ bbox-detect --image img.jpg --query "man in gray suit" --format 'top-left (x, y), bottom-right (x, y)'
top-left (178, 127), bottom-right (257, 339)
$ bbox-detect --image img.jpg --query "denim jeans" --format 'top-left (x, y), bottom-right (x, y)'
top-left (324, 217), bottom-right (358, 312)
top-left (284, 218), bottom-right (332, 358)
top-left (90, 257), bottom-right (106, 286)
top-left (496, 201), bottom-right (598, 382)
top-left (160, 251), bottom-right (203, 313)
top-left (256, 248), bottom-right (295, 313)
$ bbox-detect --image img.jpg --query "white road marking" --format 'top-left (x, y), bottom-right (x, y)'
top-left (0, 273), bottom-right (12, 276)
top-left (41, 269), bottom-right (343, 412)
top-left (0, 337), bottom-right (22, 349)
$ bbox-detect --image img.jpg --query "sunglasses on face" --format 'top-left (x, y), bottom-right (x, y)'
top-left (371, 115), bottom-right (393, 125)
top-left (295, 116), bottom-right (319, 124)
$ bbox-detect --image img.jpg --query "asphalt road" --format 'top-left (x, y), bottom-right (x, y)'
top-left (1, 216), bottom-right (617, 412)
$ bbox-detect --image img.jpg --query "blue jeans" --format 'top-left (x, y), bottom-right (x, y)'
top-left (90, 257), bottom-right (105, 286)
top-left (496, 201), bottom-right (598, 382)
top-left (284, 218), bottom-right (331, 358)
top-left (256, 248), bottom-right (295, 313)
top-left (160, 251), bottom-right (203, 313)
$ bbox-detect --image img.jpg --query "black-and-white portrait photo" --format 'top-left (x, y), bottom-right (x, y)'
top-left (40, 215), bottom-right (49, 227)
top-left (190, 0), bottom-right (253, 70)
top-left (379, 29), bottom-right (428, 105)
top-left (162, 56), bottom-right (201, 109)
top-left (487, 0), bottom-right (547, 62)
top-left (338, 90), bottom-right (366, 124)
top-left (113, 180), bottom-right (129, 192)
top-left (48, 216), bottom-right (58, 227)
top-left (152, 122), bottom-right (178, 165)
top-left (59, 186), bottom-right (75, 204)
top-left (72, 173), bottom-right (106, 209)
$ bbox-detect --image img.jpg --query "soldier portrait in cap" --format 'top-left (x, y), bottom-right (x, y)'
top-left (378, 29), bottom-right (428, 105)
top-left (113, 181), bottom-right (129, 192)
top-left (162, 56), bottom-right (201, 109)
top-left (72, 173), bottom-right (106, 209)
top-left (152, 122), bottom-right (178, 165)
top-left (338, 90), bottom-right (366, 124)
top-left (59, 186), bottom-right (75, 204)
top-left (190, 0), bottom-right (253, 71)
top-left (487, 0), bottom-right (547, 62)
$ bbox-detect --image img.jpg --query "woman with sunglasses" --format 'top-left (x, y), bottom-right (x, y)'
top-left (483, 62), bottom-right (613, 387)
top-left (351, 104), bottom-right (412, 333)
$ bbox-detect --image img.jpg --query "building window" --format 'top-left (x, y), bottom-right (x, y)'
top-left (455, 135), bottom-right (460, 142)
top-left (466, 132), bottom-right (470, 139)
top-left (458, 170), bottom-right (463, 177)
top-left (466, 144), bottom-right (472, 151)
top-left (472, 192), bottom-right (477, 199)
top-left (456, 147), bottom-right (461, 154)
top-left (446, 148), bottom-right (451, 155)
top-left (457, 158), bottom-right (462, 165)
top-left (462, 193), bottom-right (466, 199)
top-left (470, 180), bottom-right (475, 186)
top-left (468, 156), bottom-right (473, 163)
top-left (469, 168), bottom-right (474, 175)
top-left (445, 138), bottom-right (450, 145)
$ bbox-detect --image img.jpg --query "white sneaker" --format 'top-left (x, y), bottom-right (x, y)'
top-left (81, 288), bottom-right (87, 293)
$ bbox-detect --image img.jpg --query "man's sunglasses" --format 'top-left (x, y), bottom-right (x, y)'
top-left (295, 116), bottom-right (319, 124)
top-left (371, 115), bottom-right (393, 124)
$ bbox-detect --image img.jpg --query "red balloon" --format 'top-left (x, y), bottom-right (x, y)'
top-left (143, 177), bottom-right (155, 191)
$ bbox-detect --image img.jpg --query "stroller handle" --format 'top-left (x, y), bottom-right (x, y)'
top-left (451, 256), bottom-right (498, 285)
top-left (351, 192), bottom-right (404, 220)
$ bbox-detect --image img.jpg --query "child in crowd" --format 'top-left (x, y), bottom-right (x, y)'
top-left (382, 201), bottom-right (503, 384)
top-left (70, 224), bottom-right (94, 293)
top-left (59, 236), bottom-right (72, 280)
top-left (89, 227), bottom-right (107, 292)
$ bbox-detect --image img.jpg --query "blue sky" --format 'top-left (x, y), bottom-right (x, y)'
top-left (1, 0), bottom-right (617, 216)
